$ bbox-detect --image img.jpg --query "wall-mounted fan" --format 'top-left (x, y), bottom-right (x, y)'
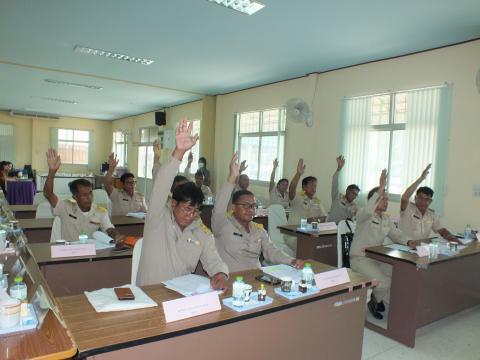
top-left (285, 98), bottom-right (313, 127)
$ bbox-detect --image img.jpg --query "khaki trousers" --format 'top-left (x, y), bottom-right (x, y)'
top-left (351, 256), bottom-right (392, 304)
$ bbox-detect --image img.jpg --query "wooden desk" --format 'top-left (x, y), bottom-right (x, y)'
top-left (58, 263), bottom-right (374, 360)
top-left (9, 204), bottom-right (37, 219)
top-left (28, 243), bottom-right (133, 297)
top-left (278, 225), bottom-right (338, 267)
top-left (19, 216), bottom-right (144, 243)
top-left (365, 241), bottom-right (480, 347)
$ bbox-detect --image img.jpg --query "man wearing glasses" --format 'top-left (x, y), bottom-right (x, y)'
top-left (137, 119), bottom-right (228, 288)
top-left (104, 153), bottom-right (147, 216)
top-left (212, 153), bottom-right (304, 272)
top-left (399, 164), bottom-right (457, 247)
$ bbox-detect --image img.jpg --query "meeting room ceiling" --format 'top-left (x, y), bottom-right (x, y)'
top-left (0, 0), bottom-right (479, 120)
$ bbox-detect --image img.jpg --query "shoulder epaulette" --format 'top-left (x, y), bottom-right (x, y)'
top-left (198, 221), bottom-right (212, 234)
top-left (253, 222), bottom-right (264, 230)
top-left (96, 205), bottom-right (107, 213)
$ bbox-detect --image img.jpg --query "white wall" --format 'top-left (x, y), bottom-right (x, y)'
top-left (214, 40), bottom-right (480, 231)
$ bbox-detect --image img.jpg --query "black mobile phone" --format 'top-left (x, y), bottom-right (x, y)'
top-left (255, 274), bottom-right (281, 285)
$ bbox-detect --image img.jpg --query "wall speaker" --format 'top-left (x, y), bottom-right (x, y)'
top-left (155, 111), bottom-right (166, 126)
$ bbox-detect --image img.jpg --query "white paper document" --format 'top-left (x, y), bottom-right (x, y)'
top-left (84, 285), bottom-right (157, 312)
top-left (261, 264), bottom-right (302, 283)
top-left (127, 212), bottom-right (146, 219)
top-left (162, 274), bottom-right (219, 297)
top-left (386, 244), bottom-right (416, 253)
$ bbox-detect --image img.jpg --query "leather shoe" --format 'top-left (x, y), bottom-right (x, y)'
top-left (377, 301), bottom-right (385, 313)
top-left (368, 300), bottom-right (383, 320)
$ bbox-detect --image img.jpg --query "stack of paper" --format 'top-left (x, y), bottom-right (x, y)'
top-left (386, 244), bottom-right (416, 254)
top-left (127, 212), bottom-right (146, 219)
top-left (85, 285), bottom-right (157, 312)
top-left (261, 264), bottom-right (302, 283)
top-left (67, 231), bottom-right (115, 250)
top-left (163, 274), bottom-right (217, 297)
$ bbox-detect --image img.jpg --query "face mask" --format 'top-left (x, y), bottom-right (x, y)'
top-left (198, 163), bottom-right (205, 168)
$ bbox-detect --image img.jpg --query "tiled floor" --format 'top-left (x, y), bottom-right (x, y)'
top-left (362, 305), bottom-right (480, 360)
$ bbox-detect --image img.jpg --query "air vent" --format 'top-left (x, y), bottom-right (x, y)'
top-left (9, 110), bottom-right (60, 120)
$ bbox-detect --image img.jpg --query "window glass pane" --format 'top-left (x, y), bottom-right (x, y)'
top-left (262, 110), bottom-right (279, 132)
top-left (370, 95), bottom-right (390, 125)
top-left (239, 112), bottom-right (260, 133)
top-left (365, 131), bottom-right (389, 191)
top-left (74, 130), bottom-right (89, 142)
top-left (58, 141), bottom-right (73, 163)
top-left (258, 136), bottom-right (279, 181)
top-left (58, 129), bottom-right (73, 141)
top-left (115, 131), bottom-right (123, 143)
top-left (116, 144), bottom-right (125, 167)
top-left (389, 130), bottom-right (406, 194)
top-left (148, 128), bottom-right (158, 143)
top-left (140, 129), bottom-right (148, 143)
top-left (394, 92), bottom-right (407, 124)
top-left (239, 136), bottom-right (260, 179)
top-left (73, 143), bottom-right (88, 164)
top-left (146, 145), bottom-right (154, 179)
top-left (138, 146), bottom-right (146, 178)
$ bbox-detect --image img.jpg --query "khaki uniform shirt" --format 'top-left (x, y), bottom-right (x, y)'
top-left (289, 192), bottom-right (326, 225)
top-left (137, 157), bottom-right (228, 286)
top-left (328, 171), bottom-right (357, 223)
top-left (350, 193), bottom-right (409, 258)
top-left (184, 166), bottom-right (213, 199)
top-left (52, 199), bottom-right (114, 241)
top-left (109, 188), bottom-right (147, 216)
top-left (269, 188), bottom-right (289, 208)
top-left (212, 182), bottom-right (292, 272)
top-left (398, 202), bottom-right (442, 240)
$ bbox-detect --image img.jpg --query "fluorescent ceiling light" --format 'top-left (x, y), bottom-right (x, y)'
top-left (31, 96), bottom-right (78, 104)
top-left (74, 45), bottom-right (154, 65)
top-left (44, 79), bottom-right (103, 90)
top-left (207, 0), bottom-right (265, 15)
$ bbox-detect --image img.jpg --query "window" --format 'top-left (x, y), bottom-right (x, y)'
top-left (137, 127), bottom-right (157, 179)
top-left (0, 123), bottom-right (15, 165)
top-left (112, 131), bottom-right (128, 167)
top-left (180, 120), bottom-right (201, 174)
top-left (234, 108), bottom-right (286, 182)
top-left (340, 85), bottom-right (451, 213)
top-left (57, 129), bottom-right (89, 165)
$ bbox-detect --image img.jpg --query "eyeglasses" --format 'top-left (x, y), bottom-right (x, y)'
top-left (124, 180), bottom-right (137, 185)
top-left (416, 195), bottom-right (432, 202)
top-left (234, 202), bottom-right (258, 210)
top-left (176, 205), bottom-right (200, 216)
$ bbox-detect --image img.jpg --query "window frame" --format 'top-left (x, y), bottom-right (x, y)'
top-left (137, 127), bottom-right (158, 180)
top-left (57, 128), bottom-right (90, 166)
top-left (112, 131), bottom-right (128, 167)
top-left (234, 108), bottom-right (286, 184)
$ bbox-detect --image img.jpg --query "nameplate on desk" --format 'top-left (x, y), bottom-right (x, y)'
top-left (317, 222), bottom-right (337, 231)
top-left (51, 244), bottom-right (96, 258)
top-left (314, 268), bottom-right (350, 290)
top-left (162, 292), bottom-right (221, 323)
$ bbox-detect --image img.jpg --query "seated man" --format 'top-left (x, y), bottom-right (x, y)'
top-left (269, 158), bottom-right (289, 208)
top-left (328, 155), bottom-right (359, 223)
top-left (184, 152), bottom-right (213, 198)
top-left (137, 119), bottom-right (228, 288)
top-left (104, 153), bottom-right (147, 216)
top-left (212, 153), bottom-right (304, 272)
top-left (399, 164), bottom-right (457, 245)
top-left (43, 149), bottom-right (124, 243)
top-left (350, 170), bottom-right (410, 320)
top-left (288, 159), bottom-right (326, 224)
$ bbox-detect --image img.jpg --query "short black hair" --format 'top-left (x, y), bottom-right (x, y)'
top-left (171, 175), bottom-right (189, 193)
top-left (194, 170), bottom-right (204, 178)
top-left (69, 179), bottom-right (93, 195)
top-left (417, 186), bottom-right (434, 198)
top-left (172, 182), bottom-right (204, 206)
top-left (302, 176), bottom-right (317, 188)
top-left (347, 184), bottom-right (360, 192)
top-left (277, 178), bottom-right (288, 186)
top-left (367, 186), bottom-right (379, 200)
top-left (199, 157), bottom-right (207, 165)
top-left (232, 190), bottom-right (254, 204)
top-left (120, 172), bottom-right (135, 183)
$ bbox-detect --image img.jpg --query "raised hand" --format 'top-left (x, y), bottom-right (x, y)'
top-left (46, 149), bottom-right (61, 172)
top-left (175, 118), bottom-right (198, 152)
top-left (421, 163), bottom-right (432, 179)
top-left (336, 155), bottom-right (345, 171)
top-left (153, 139), bottom-right (161, 158)
top-left (229, 153), bottom-right (240, 181)
top-left (273, 158), bottom-right (279, 169)
top-left (379, 169), bottom-right (388, 189)
top-left (297, 158), bottom-right (306, 174)
top-left (239, 160), bottom-right (248, 174)
top-left (107, 153), bottom-right (119, 171)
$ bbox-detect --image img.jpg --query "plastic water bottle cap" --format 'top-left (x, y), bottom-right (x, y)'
top-left (304, 263), bottom-right (312, 268)
top-left (235, 276), bottom-right (243, 282)
top-left (14, 276), bottom-right (23, 283)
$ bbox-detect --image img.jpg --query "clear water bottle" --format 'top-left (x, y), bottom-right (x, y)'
top-left (301, 263), bottom-right (314, 289)
top-left (9, 276), bottom-right (27, 301)
top-left (464, 224), bottom-right (472, 241)
top-left (232, 276), bottom-right (245, 307)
